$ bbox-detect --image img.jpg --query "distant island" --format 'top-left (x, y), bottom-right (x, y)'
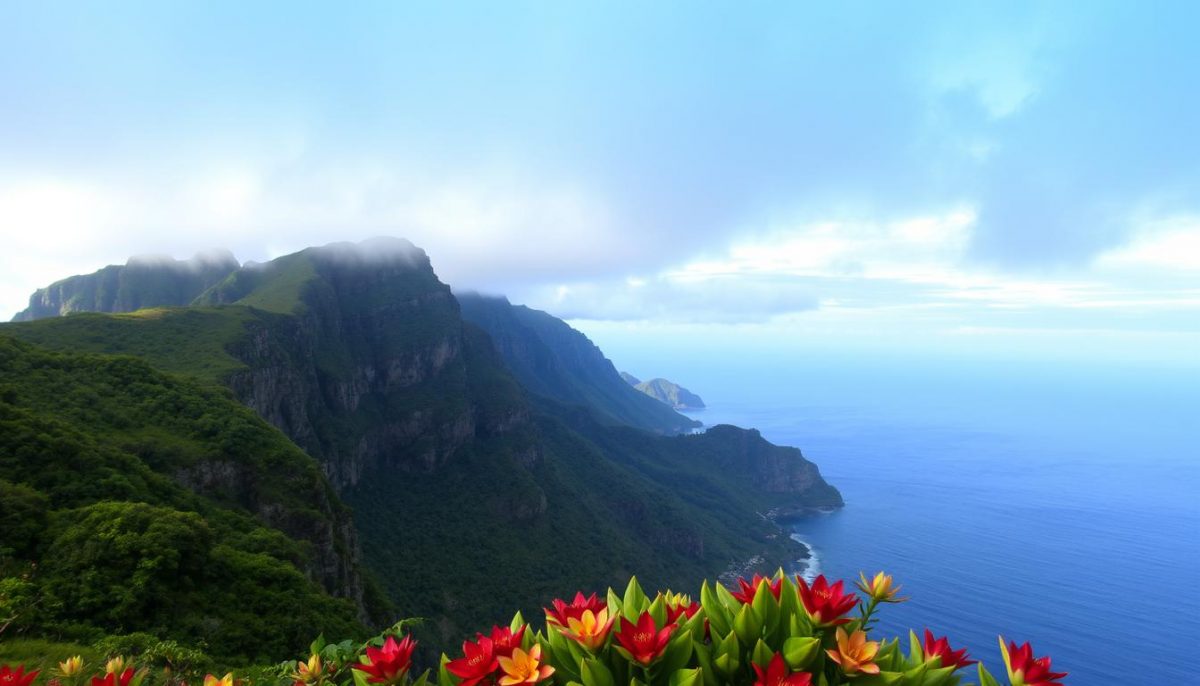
top-left (622, 372), bottom-right (706, 410)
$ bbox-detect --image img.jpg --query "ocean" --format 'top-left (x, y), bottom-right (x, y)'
top-left (606, 346), bottom-right (1199, 683)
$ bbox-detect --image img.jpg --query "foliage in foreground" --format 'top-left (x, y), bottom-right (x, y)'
top-left (2, 571), bottom-right (1064, 686)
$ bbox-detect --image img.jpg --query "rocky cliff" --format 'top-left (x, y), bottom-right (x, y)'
top-left (633, 377), bottom-right (706, 410)
top-left (12, 250), bottom-right (239, 321)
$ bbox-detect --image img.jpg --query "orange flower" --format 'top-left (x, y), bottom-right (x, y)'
top-left (291, 655), bottom-right (327, 686)
top-left (825, 628), bottom-right (880, 675)
top-left (562, 608), bottom-right (615, 651)
top-left (497, 645), bottom-right (554, 686)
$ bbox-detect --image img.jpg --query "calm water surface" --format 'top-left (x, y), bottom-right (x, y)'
top-left (677, 355), bottom-right (1198, 683)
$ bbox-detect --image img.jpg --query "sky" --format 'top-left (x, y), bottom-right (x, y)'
top-left (1, 1), bottom-right (1197, 364)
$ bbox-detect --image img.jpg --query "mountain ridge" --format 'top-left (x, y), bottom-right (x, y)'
top-left (2, 238), bottom-right (842, 654)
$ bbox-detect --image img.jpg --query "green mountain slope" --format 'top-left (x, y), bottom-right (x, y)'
top-left (457, 294), bottom-right (700, 434)
top-left (0, 336), bottom-right (369, 661)
top-left (3, 238), bottom-right (841, 653)
top-left (12, 251), bottom-right (239, 321)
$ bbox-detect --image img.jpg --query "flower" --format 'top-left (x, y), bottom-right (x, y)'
top-left (103, 661), bottom-right (124, 678)
top-left (922, 630), bottom-right (975, 670)
top-left (752, 653), bottom-right (812, 686)
top-left (544, 592), bottom-right (607, 627)
top-left (496, 645), bottom-right (554, 686)
top-left (291, 655), bottom-right (327, 686)
top-left (483, 624), bottom-right (526, 658)
top-left (354, 635), bottom-right (418, 685)
top-left (729, 574), bottom-right (783, 604)
top-left (446, 636), bottom-right (499, 686)
top-left (562, 608), bottom-right (615, 651)
top-left (825, 628), bottom-right (880, 675)
top-left (796, 575), bottom-right (858, 627)
top-left (856, 572), bottom-right (908, 603)
top-left (90, 669), bottom-right (134, 686)
top-left (614, 611), bottom-right (676, 665)
top-left (57, 658), bottom-right (84, 678)
top-left (203, 675), bottom-right (233, 686)
top-left (0, 665), bottom-right (40, 686)
top-left (1000, 638), bottom-right (1067, 686)
top-left (662, 592), bottom-right (700, 624)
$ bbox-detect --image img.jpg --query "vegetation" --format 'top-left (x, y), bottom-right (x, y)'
top-left (0, 336), bottom-right (366, 662)
top-left (0, 240), bottom-right (842, 664)
top-left (1, 572), bottom-right (1063, 685)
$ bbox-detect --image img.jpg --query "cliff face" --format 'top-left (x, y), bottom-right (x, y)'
top-left (207, 241), bottom-right (539, 492)
top-left (634, 377), bottom-right (706, 410)
top-left (458, 294), bottom-right (700, 434)
top-left (12, 250), bottom-right (239, 321)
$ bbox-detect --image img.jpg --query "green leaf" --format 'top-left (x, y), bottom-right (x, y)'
top-left (511, 611), bottom-right (526, 632)
top-left (733, 603), bottom-right (760, 645)
top-left (751, 639), bottom-right (774, 669)
top-left (623, 576), bottom-right (649, 620)
top-left (668, 668), bottom-right (702, 686)
top-left (691, 642), bottom-right (719, 686)
top-left (781, 637), bottom-right (820, 669)
top-left (660, 629), bottom-right (694, 674)
top-left (581, 658), bottom-right (615, 686)
top-left (751, 580), bottom-right (780, 636)
top-left (699, 581), bottom-right (731, 637)
top-left (648, 594), bottom-right (667, 628)
top-left (977, 664), bottom-right (1003, 686)
top-left (310, 633), bottom-right (327, 656)
top-left (437, 655), bottom-right (455, 686)
top-left (907, 630), bottom-right (923, 667)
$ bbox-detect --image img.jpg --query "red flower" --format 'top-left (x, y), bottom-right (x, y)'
top-left (447, 636), bottom-right (499, 686)
top-left (544, 592), bottom-right (607, 627)
top-left (90, 669), bottom-right (134, 686)
top-left (354, 635), bottom-right (418, 685)
top-left (922, 630), bottom-right (975, 670)
top-left (614, 611), bottom-right (676, 665)
top-left (1000, 639), bottom-right (1067, 686)
top-left (752, 653), bottom-right (812, 686)
top-left (729, 575), bottom-right (783, 604)
top-left (0, 666), bottom-right (40, 686)
top-left (483, 624), bottom-right (527, 658)
top-left (796, 575), bottom-right (857, 627)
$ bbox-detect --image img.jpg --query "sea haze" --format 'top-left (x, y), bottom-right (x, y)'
top-left (626, 349), bottom-right (1198, 683)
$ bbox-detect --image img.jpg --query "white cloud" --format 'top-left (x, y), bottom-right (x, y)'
top-left (1095, 216), bottom-right (1200, 272)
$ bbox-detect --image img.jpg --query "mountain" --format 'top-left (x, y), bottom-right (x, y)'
top-left (11, 250), bottom-right (240, 321)
top-left (620, 371), bottom-right (641, 385)
top-left (0, 335), bottom-right (370, 661)
top-left (2, 238), bottom-right (841, 655)
top-left (457, 294), bottom-right (699, 434)
top-left (634, 377), bottom-right (706, 410)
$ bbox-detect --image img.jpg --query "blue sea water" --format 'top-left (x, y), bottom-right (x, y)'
top-left (649, 352), bottom-right (1197, 683)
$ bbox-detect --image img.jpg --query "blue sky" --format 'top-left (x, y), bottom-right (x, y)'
top-left (1, 2), bottom-right (1197, 363)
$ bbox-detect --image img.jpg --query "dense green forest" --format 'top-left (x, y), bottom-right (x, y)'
top-left (0, 336), bottom-right (368, 662)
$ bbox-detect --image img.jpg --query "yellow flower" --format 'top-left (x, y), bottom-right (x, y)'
top-left (563, 608), bottom-right (615, 650)
top-left (204, 673), bottom-right (235, 686)
top-left (291, 655), bottom-right (325, 684)
top-left (856, 571), bottom-right (908, 603)
top-left (825, 628), bottom-right (881, 675)
top-left (57, 656), bottom-right (84, 677)
top-left (497, 645), bottom-right (555, 686)
top-left (105, 658), bottom-right (126, 675)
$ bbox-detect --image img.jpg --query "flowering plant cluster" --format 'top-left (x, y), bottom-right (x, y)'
top-left (1, 571), bottom-right (1065, 686)
top-left (427, 572), bottom-right (1063, 686)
